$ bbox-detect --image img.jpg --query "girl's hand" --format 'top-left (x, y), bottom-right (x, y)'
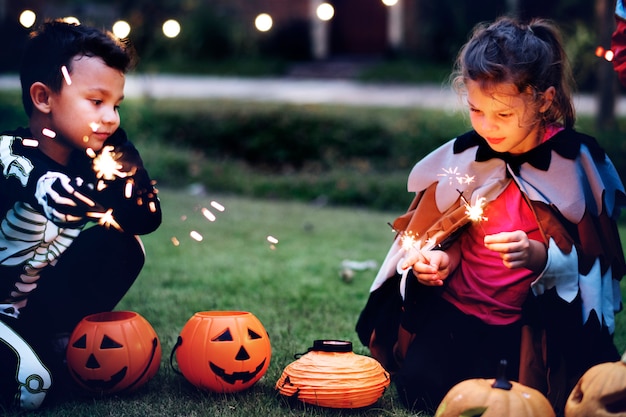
top-left (401, 249), bottom-right (454, 286)
top-left (483, 231), bottom-right (547, 272)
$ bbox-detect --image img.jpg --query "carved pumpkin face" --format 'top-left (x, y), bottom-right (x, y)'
top-left (565, 353), bottom-right (626, 417)
top-left (66, 311), bottom-right (161, 394)
top-left (174, 311), bottom-right (271, 393)
top-left (435, 361), bottom-right (555, 417)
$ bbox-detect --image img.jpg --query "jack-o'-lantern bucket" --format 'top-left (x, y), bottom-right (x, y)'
top-left (276, 340), bottom-right (390, 408)
top-left (171, 311), bottom-right (271, 393)
top-left (66, 311), bottom-right (161, 394)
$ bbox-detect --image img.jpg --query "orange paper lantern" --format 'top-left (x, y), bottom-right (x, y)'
top-left (276, 340), bottom-right (390, 409)
top-left (66, 311), bottom-right (161, 394)
top-left (172, 311), bottom-right (271, 393)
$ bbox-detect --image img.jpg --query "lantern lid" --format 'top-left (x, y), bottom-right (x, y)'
top-left (309, 340), bottom-right (352, 353)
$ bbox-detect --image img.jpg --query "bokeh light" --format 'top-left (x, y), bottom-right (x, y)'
top-left (112, 20), bottom-right (131, 39)
top-left (382, 0), bottom-right (399, 5)
top-left (162, 19), bottom-right (181, 38)
top-left (63, 16), bottom-right (80, 25)
top-left (316, 3), bottom-right (335, 21)
top-left (255, 13), bottom-right (273, 32)
top-left (19, 10), bottom-right (36, 28)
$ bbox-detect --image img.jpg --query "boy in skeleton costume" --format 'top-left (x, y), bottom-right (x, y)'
top-left (0, 20), bottom-right (161, 409)
top-left (356, 17), bottom-right (625, 416)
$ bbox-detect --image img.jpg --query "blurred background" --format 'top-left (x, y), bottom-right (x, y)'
top-left (0, 0), bottom-right (614, 91)
top-left (1, 0), bottom-right (624, 210)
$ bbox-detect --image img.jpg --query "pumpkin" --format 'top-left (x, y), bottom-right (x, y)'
top-left (66, 311), bottom-right (161, 394)
top-left (435, 360), bottom-right (555, 417)
top-left (565, 351), bottom-right (626, 417)
top-left (276, 340), bottom-right (390, 408)
top-left (172, 311), bottom-right (271, 393)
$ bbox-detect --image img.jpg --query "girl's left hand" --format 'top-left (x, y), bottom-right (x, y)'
top-left (483, 230), bottom-right (547, 272)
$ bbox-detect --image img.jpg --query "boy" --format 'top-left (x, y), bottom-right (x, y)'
top-left (0, 19), bottom-right (161, 410)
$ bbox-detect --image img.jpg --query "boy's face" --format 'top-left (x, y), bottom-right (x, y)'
top-left (47, 55), bottom-right (125, 154)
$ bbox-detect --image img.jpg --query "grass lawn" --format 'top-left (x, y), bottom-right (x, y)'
top-left (7, 187), bottom-right (626, 417)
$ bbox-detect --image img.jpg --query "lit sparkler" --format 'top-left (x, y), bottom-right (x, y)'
top-left (457, 190), bottom-right (487, 223)
top-left (87, 208), bottom-right (122, 231)
top-left (438, 167), bottom-right (475, 186)
top-left (91, 145), bottom-right (130, 181)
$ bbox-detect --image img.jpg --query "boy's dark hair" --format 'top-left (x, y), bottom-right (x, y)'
top-left (20, 19), bottom-right (136, 117)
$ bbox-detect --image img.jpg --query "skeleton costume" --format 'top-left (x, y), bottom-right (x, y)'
top-left (356, 128), bottom-right (626, 414)
top-left (0, 127), bottom-right (161, 409)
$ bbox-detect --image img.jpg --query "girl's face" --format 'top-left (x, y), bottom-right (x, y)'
top-left (466, 80), bottom-right (546, 154)
top-left (46, 55), bottom-right (125, 159)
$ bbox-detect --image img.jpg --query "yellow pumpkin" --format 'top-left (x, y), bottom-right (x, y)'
top-left (565, 351), bottom-right (626, 417)
top-left (435, 360), bottom-right (555, 417)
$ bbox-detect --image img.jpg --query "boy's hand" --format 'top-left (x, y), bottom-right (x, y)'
top-left (35, 172), bottom-right (97, 227)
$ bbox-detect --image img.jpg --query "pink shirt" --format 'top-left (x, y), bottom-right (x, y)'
top-left (442, 183), bottom-right (543, 324)
top-left (442, 126), bottom-right (561, 325)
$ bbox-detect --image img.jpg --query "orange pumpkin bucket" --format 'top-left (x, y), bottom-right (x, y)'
top-left (171, 311), bottom-right (271, 393)
top-left (276, 340), bottom-right (390, 409)
top-left (66, 311), bottom-right (161, 394)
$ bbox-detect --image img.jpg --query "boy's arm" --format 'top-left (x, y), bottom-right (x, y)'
top-left (87, 130), bottom-right (162, 235)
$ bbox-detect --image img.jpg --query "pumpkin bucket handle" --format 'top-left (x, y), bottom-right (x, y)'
top-left (169, 336), bottom-right (184, 376)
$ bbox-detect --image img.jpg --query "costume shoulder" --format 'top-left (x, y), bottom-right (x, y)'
top-left (407, 131), bottom-right (510, 212)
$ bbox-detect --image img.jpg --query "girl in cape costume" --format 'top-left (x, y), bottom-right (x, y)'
top-left (356, 17), bottom-right (626, 415)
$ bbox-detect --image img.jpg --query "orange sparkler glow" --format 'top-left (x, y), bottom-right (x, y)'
top-left (61, 65), bottom-right (72, 85)
top-left (87, 208), bottom-right (122, 231)
top-left (92, 145), bottom-right (131, 181)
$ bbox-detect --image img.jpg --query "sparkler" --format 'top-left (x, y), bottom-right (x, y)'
top-left (91, 145), bottom-right (133, 181)
top-left (438, 167), bottom-right (475, 186)
top-left (86, 208), bottom-right (122, 231)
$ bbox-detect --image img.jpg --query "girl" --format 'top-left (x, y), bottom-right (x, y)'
top-left (356, 16), bottom-right (626, 416)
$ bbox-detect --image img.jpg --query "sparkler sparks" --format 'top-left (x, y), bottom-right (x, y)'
top-left (87, 208), bottom-right (122, 231)
top-left (91, 145), bottom-right (134, 182)
top-left (22, 138), bottom-right (39, 147)
top-left (457, 190), bottom-right (488, 223)
top-left (438, 167), bottom-right (475, 185)
top-left (61, 65), bottom-right (72, 85)
top-left (42, 128), bottom-right (56, 138)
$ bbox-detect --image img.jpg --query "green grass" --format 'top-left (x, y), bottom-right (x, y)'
top-left (6, 187), bottom-right (626, 417)
top-left (8, 188), bottom-right (419, 417)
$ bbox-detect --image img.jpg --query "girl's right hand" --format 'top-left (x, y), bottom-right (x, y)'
top-left (401, 249), bottom-right (452, 286)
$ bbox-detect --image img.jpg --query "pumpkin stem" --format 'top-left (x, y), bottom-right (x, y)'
top-left (491, 359), bottom-right (513, 391)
